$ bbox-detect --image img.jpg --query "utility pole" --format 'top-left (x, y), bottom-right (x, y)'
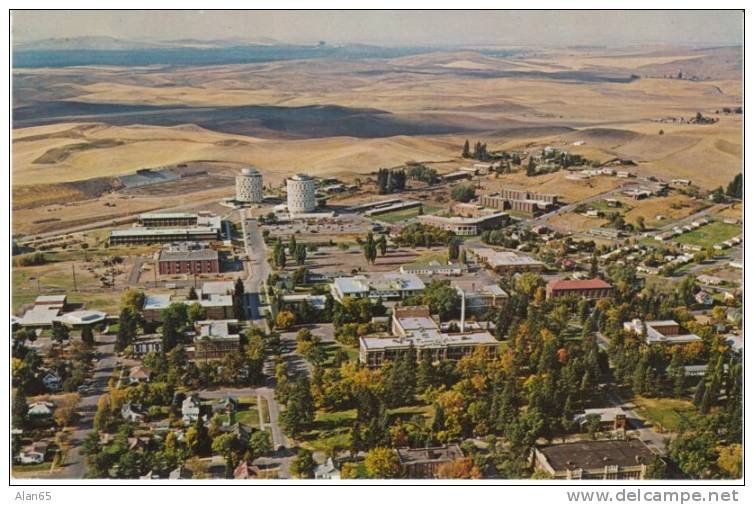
top-left (71, 264), bottom-right (78, 292)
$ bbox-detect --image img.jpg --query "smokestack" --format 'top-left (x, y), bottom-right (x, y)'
top-left (460, 289), bottom-right (466, 333)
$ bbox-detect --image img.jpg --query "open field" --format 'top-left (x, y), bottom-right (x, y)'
top-left (674, 220), bottom-right (741, 248)
top-left (12, 45), bottom-right (741, 239)
top-left (633, 396), bottom-right (700, 432)
top-left (372, 204), bottom-right (441, 223)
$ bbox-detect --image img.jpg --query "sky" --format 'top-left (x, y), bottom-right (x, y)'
top-left (12, 10), bottom-right (743, 47)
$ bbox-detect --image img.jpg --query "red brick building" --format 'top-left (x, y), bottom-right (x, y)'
top-left (546, 278), bottom-right (613, 300)
top-left (157, 247), bottom-right (220, 275)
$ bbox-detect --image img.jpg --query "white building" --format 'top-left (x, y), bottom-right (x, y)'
top-left (623, 319), bottom-right (702, 345)
top-left (235, 167), bottom-right (264, 203)
top-left (286, 174), bottom-right (317, 215)
top-left (331, 272), bottom-right (425, 302)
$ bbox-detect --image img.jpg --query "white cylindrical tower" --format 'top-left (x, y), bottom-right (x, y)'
top-left (286, 174), bottom-right (316, 215)
top-left (236, 167), bottom-right (264, 203)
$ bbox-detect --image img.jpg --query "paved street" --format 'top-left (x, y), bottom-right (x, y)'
top-left (240, 210), bottom-right (271, 322)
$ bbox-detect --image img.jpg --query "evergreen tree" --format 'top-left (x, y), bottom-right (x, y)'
top-left (462, 139), bottom-right (471, 158)
top-left (80, 325), bottom-right (95, 346)
top-left (280, 376), bottom-right (315, 436)
top-left (12, 391), bottom-right (28, 429)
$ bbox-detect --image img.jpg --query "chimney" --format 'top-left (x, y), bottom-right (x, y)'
top-left (459, 289), bottom-right (466, 333)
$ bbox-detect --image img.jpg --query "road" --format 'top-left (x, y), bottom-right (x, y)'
top-left (52, 334), bottom-right (121, 479)
top-left (240, 210), bottom-right (271, 322)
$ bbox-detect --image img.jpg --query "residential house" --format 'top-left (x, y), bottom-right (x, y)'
top-left (182, 395), bottom-right (202, 424)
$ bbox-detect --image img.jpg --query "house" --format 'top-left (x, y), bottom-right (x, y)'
top-left (396, 445), bottom-right (465, 478)
top-left (168, 465), bottom-right (193, 480)
top-left (132, 335), bottom-right (163, 356)
top-left (697, 275), bottom-right (723, 286)
top-left (694, 291), bottom-right (714, 306)
top-left (573, 407), bottom-right (629, 434)
top-left (17, 441), bottom-right (49, 465)
top-left (121, 402), bottom-right (146, 423)
top-left (211, 396), bottom-right (239, 416)
top-left (182, 395), bottom-right (202, 424)
top-left (234, 461), bottom-right (260, 480)
top-left (314, 457), bottom-right (341, 479)
top-left (42, 372), bottom-right (63, 392)
top-left (128, 366), bottom-right (152, 384)
top-left (28, 401), bottom-right (55, 418)
top-left (533, 439), bottom-right (656, 479)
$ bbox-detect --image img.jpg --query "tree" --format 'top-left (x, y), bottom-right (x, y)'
top-left (12, 390), bottom-right (28, 429)
top-left (363, 232), bottom-right (378, 265)
top-left (121, 288), bottom-right (145, 312)
top-left (187, 302), bottom-right (207, 323)
top-left (365, 447), bottom-right (402, 478)
top-left (280, 376), bottom-right (315, 436)
top-left (448, 238), bottom-right (461, 261)
top-left (248, 430), bottom-right (273, 460)
top-left (275, 310), bottom-right (296, 330)
top-left (377, 235), bottom-right (388, 256)
top-left (187, 286), bottom-right (198, 300)
top-left (161, 303), bottom-right (188, 353)
top-left (636, 215), bottom-right (646, 231)
top-left (451, 184), bottom-right (476, 203)
top-left (290, 448), bottom-right (316, 478)
top-left (116, 308), bottom-right (137, 352)
top-left (421, 280), bottom-right (460, 320)
top-left (435, 458), bottom-right (482, 479)
top-left (462, 139), bottom-right (471, 158)
top-left (526, 156), bottom-right (537, 177)
top-left (233, 278), bottom-right (246, 320)
top-left (80, 325), bottom-right (95, 346)
top-left (245, 326), bottom-right (266, 384)
top-left (51, 322), bottom-right (70, 344)
top-left (726, 173), bottom-right (742, 199)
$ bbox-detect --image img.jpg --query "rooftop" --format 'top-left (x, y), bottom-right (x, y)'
top-left (333, 272), bottom-right (425, 296)
top-left (360, 331), bottom-right (498, 351)
top-left (158, 248), bottom-right (218, 262)
top-left (397, 445), bottom-right (464, 464)
top-left (548, 278), bottom-right (613, 291)
top-left (537, 439), bottom-right (655, 472)
top-left (139, 212), bottom-right (197, 220)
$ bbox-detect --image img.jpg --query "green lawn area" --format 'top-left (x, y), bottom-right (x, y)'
top-left (234, 397), bottom-right (260, 428)
top-left (674, 221), bottom-right (740, 248)
top-left (633, 396), bottom-right (700, 432)
top-left (372, 204), bottom-right (440, 223)
top-left (12, 462), bottom-right (53, 474)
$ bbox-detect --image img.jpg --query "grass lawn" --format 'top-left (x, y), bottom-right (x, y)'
top-left (674, 221), bottom-right (740, 248)
top-left (372, 204), bottom-right (440, 223)
top-left (633, 396), bottom-right (699, 432)
top-left (12, 462), bottom-right (53, 474)
top-left (234, 397), bottom-right (260, 428)
top-left (258, 396), bottom-right (270, 425)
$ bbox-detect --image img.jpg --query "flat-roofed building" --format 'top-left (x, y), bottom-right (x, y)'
top-left (479, 189), bottom-right (558, 216)
top-left (469, 247), bottom-right (544, 273)
top-left (417, 212), bottom-right (508, 236)
top-left (546, 278), bottom-right (613, 300)
top-left (138, 212), bottom-right (198, 228)
top-left (533, 439), bottom-right (656, 480)
top-left (109, 227), bottom-right (219, 245)
top-left (157, 243), bottom-right (220, 275)
top-left (453, 281), bottom-right (508, 313)
top-left (397, 445), bottom-right (465, 478)
top-left (17, 295), bottom-right (68, 327)
top-left (191, 320), bottom-right (241, 360)
top-left (360, 306), bottom-right (498, 368)
top-left (623, 319), bottom-right (702, 345)
top-left (132, 335), bottom-right (163, 356)
top-left (331, 272), bottom-right (425, 302)
top-left (400, 260), bottom-right (467, 277)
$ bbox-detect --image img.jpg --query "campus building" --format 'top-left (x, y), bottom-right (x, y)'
top-left (546, 278), bottom-right (613, 300)
top-left (235, 167), bottom-right (264, 203)
top-left (331, 272), bottom-right (425, 302)
top-left (478, 188), bottom-right (558, 216)
top-left (416, 212), bottom-right (508, 236)
top-left (468, 247), bottom-right (544, 273)
top-left (157, 243), bottom-right (220, 275)
top-left (286, 174), bottom-right (317, 214)
top-left (359, 306), bottom-right (498, 368)
top-left (533, 439), bottom-right (656, 480)
top-left (189, 320), bottom-right (241, 360)
top-left (623, 319), bottom-right (702, 345)
top-left (396, 445), bottom-right (465, 478)
top-left (138, 212), bottom-right (198, 228)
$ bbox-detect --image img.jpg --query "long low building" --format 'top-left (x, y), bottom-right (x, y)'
top-left (138, 212), bottom-right (198, 228)
top-left (110, 227), bottom-right (219, 245)
top-left (468, 247), bottom-right (544, 273)
top-left (331, 272), bottom-right (425, 302)
top-left (623, 319), bottom-right (702, 345)
top-left (533, 439), bottom-right (656, 480)
top-left (546, 278), bottom-right (613, 300)
top-left (416, 212), bottom-right (508, 236)
top-left (359, 306), bottom-right (498, 368)
top-left (143, 282), bottom-right (234, 321)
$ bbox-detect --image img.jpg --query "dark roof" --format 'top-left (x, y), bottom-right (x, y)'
top-left (396, 445), bottom-right (464, 465)
top-left (159, 248), bottom-right (218, 262)
top-left (537, 439), bottom-right (655, 472)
